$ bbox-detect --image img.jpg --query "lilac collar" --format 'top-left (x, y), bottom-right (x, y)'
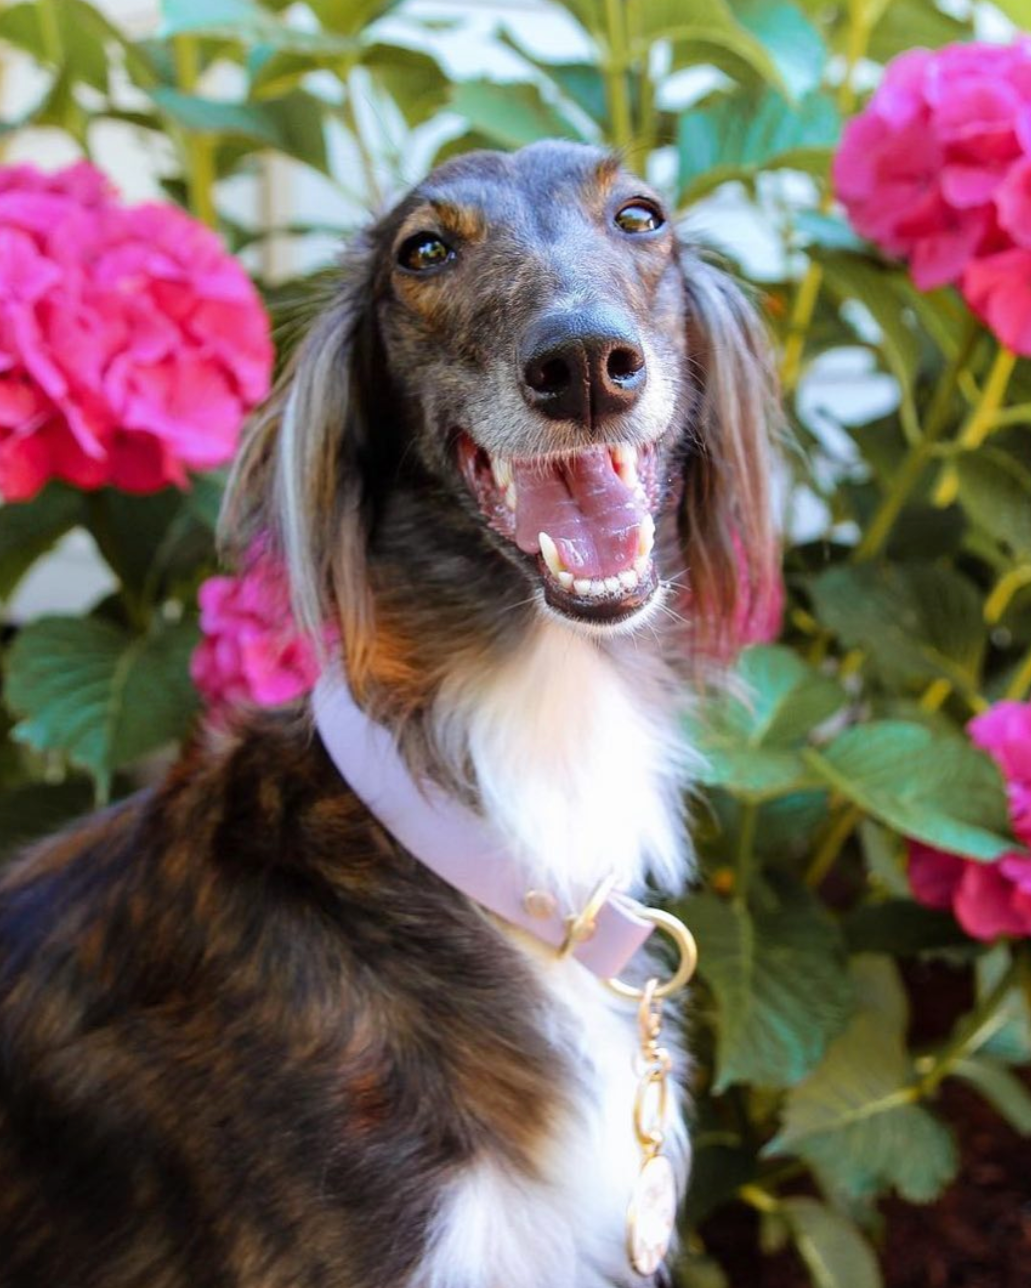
top-left (311, 669), bottom-right (656, 980)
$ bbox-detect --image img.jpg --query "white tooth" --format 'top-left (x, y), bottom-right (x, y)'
top-left (538, 531), bottom-right (564, 578)
top-left (604, 576), bottom-right (621, 594)
top-left (558, 571), bottom-right (574, 590)
top-left (619, 569), bottom-right (639, 590)
top-left (504, 482), bottom-right (517, 511)
top-left (611, 443), bottom-right (639, 490)
top-left (591, 579), bottom-right (607, 597)
top-left (573, 578), bottom-right (592, 596)
top-left (638, 513), bottom-right (655, 558)
top-left (493, 456), bottom-right (513, 489)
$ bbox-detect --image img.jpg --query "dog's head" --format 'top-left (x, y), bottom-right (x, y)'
top-left (226, 141), bottom-right (778, 693)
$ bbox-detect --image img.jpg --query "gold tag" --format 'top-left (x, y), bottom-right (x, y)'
top-left (627, 1153), bottom-right (677, 1276)
top-left (626, 980), bottom-right (676, 1278)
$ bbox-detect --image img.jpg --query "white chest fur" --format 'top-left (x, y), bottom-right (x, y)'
top-left (420, 624), bottom-right (694, 1288)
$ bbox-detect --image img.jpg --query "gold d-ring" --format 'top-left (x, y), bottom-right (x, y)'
top-left (605, 907), bottom-right (698, 1000)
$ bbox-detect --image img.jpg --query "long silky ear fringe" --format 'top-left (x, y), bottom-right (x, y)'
top-left (677, 247), bottom-right (783, 664)
top-left (220, 240), bottom-right (377, 680)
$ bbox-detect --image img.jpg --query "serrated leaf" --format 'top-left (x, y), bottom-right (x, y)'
top-left (361, 43), bottom-right (450, 129)
top-left (769, 957), bottom-right (958, 1203)
top-left (644, 0), bottom-right (785, 92)
top-left (806, 721), bottom-right (1014, 862)
top-left (5, 616), bottom-right (200, 800)
top-left (678, 88), bottom-right (838, 202)
top-left (731, 0), bottom-right (828, 97)
top-left (951, 1057), bottom-right (1031, 1134)
top-left (685, 882), bottom-right (853, 1089)
top-left (449, 80), bottom-right (587, 149)
top-left (0, 487), bottom-right (84, 603)
top-left (688, 645), bottom-right (845, 800)
top-left (151, 87), bottom-right (329, 172)
top-left (956, 448), bottom-right (1031, 560)
top-left (780, 1198), bottom-right (882, 1288)
top-left (810, 563), bottom-right (986, 694)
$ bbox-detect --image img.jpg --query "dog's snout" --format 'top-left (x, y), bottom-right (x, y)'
top-left (521, 307), bottom-right (647, 426)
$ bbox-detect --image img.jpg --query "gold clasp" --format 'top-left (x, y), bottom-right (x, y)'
top-left (606, 907), bottom-right (698, 1001)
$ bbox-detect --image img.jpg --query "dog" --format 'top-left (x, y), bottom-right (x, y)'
top-left (0, 141), bottom-right (776, 1287)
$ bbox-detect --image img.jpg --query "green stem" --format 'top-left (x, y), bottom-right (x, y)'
top-left (854, 319), bottom-right (979, 562)
top-left (917, 955), bottom-right (1021, 1096)
top-left (804, 803), bottom-right (861, 888)
top-left (603, 0), bottom-right (633, 151)
top-left (1005, 645), bottom-right (1031, 702)
top-left (173, 36), bottom-right (217, 228)
top-left (38, 0), bottom-right (63, 64)
top-left (779, 260), bottom-right (823, 393)
top-left (735, 802), bottom-right (758, 905)
top-left (933, 345), bottom-right (1018, 506)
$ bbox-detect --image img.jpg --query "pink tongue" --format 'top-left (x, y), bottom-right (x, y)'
top-left (512, 448), bottom-right (646, 577)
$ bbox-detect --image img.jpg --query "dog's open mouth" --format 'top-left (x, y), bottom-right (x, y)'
top-left (457, 433), bottom-right (661, 622)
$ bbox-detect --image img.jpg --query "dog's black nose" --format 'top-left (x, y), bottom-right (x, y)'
top-left (521, 307), bottom-right (647, 426)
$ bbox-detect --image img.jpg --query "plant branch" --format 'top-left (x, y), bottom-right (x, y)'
top-left (933, 345), bottom-right (1018, 505)
top-left (173, 37), bottom-right (217, 228)
top-left (916, 954), bottom-right (1021, 1096)
top-left (38, 0), bottom-right (63, 64)
top-left (603, 0), bottom-right (633, 152)
top-left (805, 803), bottom-right (861, 888)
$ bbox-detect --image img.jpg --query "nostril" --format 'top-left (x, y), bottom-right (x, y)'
top-left (606, 347), bottom-right (644, 384)
top-left (527, 356), bottom-right (572, 395)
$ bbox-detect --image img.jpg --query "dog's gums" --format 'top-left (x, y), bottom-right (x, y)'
top-left (457, 432), bottom-right (662, 621)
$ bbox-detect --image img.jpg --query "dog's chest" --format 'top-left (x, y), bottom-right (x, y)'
top-left (421, 625), bottom-right (692, 1287)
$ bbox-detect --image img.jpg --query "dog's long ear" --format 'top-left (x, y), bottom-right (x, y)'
top-left (221, 235), bottom-right (379, 677)
top-left (677, 248), bottom-right (781, 661)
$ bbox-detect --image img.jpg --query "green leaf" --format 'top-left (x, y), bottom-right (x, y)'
top-left (361, 43), bottom-right (450, 129)
top-left (810, 563), bottom-right (986, 695)
top-left (769, 956), bottom-right (958, 1203)
top-left (866, 0), bottom-right (971, 63)
top-left (160, 0), bottom-right (266, 33)
top-left (0, 1), bottom-right (107, 88)
top-left (975, 946), bottom-right (1031, 1065)
top-left (956, 448), bottom-right (1031, 560)
top-left (159, 0), bottom-right (354, 52)
top-left (498, 31), bottom-right (609, 125)
top-left (842, 899), bottom-right (968, 955)
top-left (819, 252), bottom-right (921, 442)
top-left (793, 210), bottom-right (866, 255)
top-left (731, 0), bottom-right (828, 98)
top-left (307, 0), bottom-right (401, 35)
top-left (951, 1057), bottom-right (1031, 1134)
top-left (779, 1198), bottom-right (882, 1288)
top-left (185, 472), bottom-right (227, 531)
top-left (449, 80), bottom-right (587, 149)
top-left (678, 88), bottom-right (838, 202)
top-left (0, 487), bottom-right (84, 603)
top-left (151, 87), bottom-right (329, 172)
top-left (644, 0), bottom-right (786, 92)
top-left (991, 0), bottom-right (1031, 30)
top-left (6, 615), bottom-right (200, 800)
top-left (687, 645), bottom-right (845, 801)
top-left (685, 881), bottom-right (854, 1089)
top-left (805, 721), bottom-right (1014, 863)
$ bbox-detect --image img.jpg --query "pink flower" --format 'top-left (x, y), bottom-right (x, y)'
top-left (962, 247), bottom-right (1031, 356)
top-left (0, 162), bottom-right (273, 500)
top-left (908, 701), bottom-right (1031, 940)
top-left (191, 552), bottom-right (329, 718)
top-left (834, 40), bottom-right (1031, 290)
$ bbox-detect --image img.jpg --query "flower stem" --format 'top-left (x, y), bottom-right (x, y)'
top-left (854, 318), bottom-right (979, 562)
top-left (38, 0), bottom-right (63, 64)
top-left (1005, 645), bottom-right (1031, 702)
top-left (916, 954), bottom-right (1020, 1096)
top-left (804, 803), bottom-right (861, 888)
top-left (603, 0), bottom-right (633, 152)
top-left (779, 260), bottom-right (823, 394)
top-left (933, 345), bottom-right (1018, 505)
top-left (173, 36), bottom-right (218, 229)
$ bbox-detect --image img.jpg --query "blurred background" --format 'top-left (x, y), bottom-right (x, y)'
top-left (2, 2), bottom-right (1031, 1285)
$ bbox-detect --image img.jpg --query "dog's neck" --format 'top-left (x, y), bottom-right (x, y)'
top-left (424, 619), bottom-right (694, 904)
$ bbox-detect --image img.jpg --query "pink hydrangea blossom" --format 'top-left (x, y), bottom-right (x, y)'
top-left (961, 247), bottom-right (1031, 356)
top-left (0, 162), bottom-right (273, 501)
top-left (191, 553), bottom-right (329, 718)
top-left (908, 702), bottom-right (1031, 940)
top-left (833, 40), bottom-right (1031, 292)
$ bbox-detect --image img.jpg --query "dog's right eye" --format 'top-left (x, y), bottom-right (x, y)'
top-left (398, 232), bottom-right (455, 273)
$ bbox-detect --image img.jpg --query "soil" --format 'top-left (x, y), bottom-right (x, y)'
top-left (698, 960), bottom-right (1031, 1287)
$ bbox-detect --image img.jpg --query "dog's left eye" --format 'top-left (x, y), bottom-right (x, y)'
top-left (614, 203), bottom-right (664, 234)
top-left (398, 232), bottom-right (455, 272)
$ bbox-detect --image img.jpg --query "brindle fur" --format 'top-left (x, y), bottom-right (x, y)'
top-left (0, 142), bottom-right (776, 1286)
